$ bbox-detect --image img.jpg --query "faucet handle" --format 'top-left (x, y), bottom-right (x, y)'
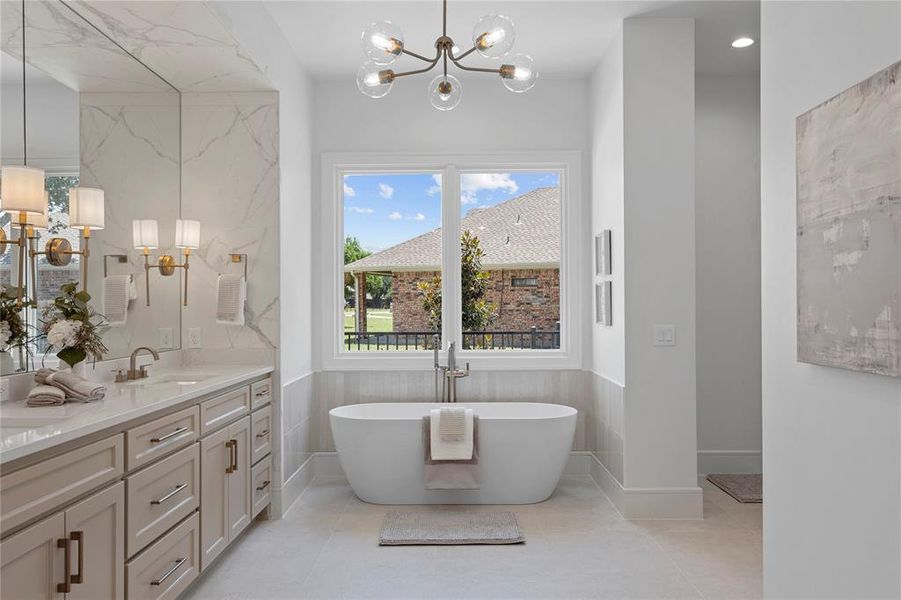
top-left (139, 365), bottom-right (151, 379)
top-left (111, 369), bottom-right (127, 383)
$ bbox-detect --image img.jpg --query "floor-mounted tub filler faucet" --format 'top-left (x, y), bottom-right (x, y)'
top-left (433, 335), bottom-right (470, 403)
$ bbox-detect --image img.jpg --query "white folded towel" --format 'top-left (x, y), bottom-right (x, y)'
top-left (430, 408), bottom-right (474, 460)
top-left (103, 275), bottom-right (130, 326)
top-left (216, 274), bottom-right (246, 326)
top-left (438, 407), bottom-right (466, 441)
top-left (127, 275), bottom-right (138, 301)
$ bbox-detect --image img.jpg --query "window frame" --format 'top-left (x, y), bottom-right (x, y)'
top-left (321, 151), bottom-right (583, 371)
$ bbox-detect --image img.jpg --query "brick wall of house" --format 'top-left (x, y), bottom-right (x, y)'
top-left (390, 268), bottom-right (560, 333)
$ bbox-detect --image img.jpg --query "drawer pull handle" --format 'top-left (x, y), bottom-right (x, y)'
top-left (150, 557), bottom-right (187, 586)
top-left (256, 480), bottom-right (271, 492)
top-left (151, 483), bottom-right (188, 505)
top-left (255, 390), bottom-right (269, 397)
top-left (255, 429), bottom-right (270, 439)
top-left (71, 531), bottom-right (84, 585)
top-left (225, 440), bottom-right (236, 474)
top-left (150, 426), bottom-right (190, 444)
top-left (57, 537), bottom-right (72, 593)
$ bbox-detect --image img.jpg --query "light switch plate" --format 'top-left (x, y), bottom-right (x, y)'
top-left (187, 327), bottom-right (202, 349)
top-left (159, 327), bottom-right (174, 349)
top-left (654, 325), bottom-right (676, 346)
top-left (0, 378), bottom-right (9, 402)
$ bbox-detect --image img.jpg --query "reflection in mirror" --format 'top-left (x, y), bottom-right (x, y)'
top-left (0, 0), bottom-right (181, 374)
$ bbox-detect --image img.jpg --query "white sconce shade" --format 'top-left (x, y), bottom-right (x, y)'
top-left (69, 187), bottom-right (105, 230)
top-left (175, 219), bottom-right (201, 250)
top-left (1, 165), bottom-right (46, 217)
top-left (27, 192), bottom-right (50, 230)
top-left (133, 219), bottom-right (159, 249)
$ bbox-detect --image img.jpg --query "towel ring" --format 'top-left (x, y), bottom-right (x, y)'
top-left (103, 254), bottom-right (133, 283)
top-left (223, 253), bottom-right (248, 279)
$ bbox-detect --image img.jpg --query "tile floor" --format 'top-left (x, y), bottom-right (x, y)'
top-left (185, 476), bottom-right (761, 599)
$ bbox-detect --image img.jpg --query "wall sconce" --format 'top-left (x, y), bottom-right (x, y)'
top-left (31, 187), bottom-right (105, 303)
top-left (134, 219), bottom-right (200, 306)
top-left (0, 165), bottom-right (47, 306)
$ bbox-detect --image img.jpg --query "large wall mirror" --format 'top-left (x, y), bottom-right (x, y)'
top-left (1, 0), bottom-right (181, 374)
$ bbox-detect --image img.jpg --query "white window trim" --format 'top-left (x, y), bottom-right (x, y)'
top-left (320, 151), bottom-right (583, 371)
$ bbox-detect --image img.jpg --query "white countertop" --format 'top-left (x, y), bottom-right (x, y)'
top-left (0, 364), bottom-right (273, 465)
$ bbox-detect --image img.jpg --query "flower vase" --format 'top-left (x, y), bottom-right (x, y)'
top-left (0, 350), bottom-right (15, 375)
top-left (63, 362), bottom-right (88, 379)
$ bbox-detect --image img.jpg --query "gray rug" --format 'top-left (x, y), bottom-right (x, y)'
top-left (379, 510), bottom-right (525, 545)
top-left (706, 474), bottom-right (762, 503)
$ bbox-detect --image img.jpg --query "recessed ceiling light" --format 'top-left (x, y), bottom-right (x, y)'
top-left (732, 37), bottom-right (755, 48)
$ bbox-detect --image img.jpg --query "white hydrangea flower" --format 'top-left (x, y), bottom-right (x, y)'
top-left (47, 319), bottom-right (82, 349)
top-left (0, 321), bottom-right (10, 349)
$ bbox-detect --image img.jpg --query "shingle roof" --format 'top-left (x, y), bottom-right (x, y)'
top-left (344, 187), bottom-right (560, 273)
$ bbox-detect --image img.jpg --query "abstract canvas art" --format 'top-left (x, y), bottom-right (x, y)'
top-left (796, 59), bottom-right (901, 377)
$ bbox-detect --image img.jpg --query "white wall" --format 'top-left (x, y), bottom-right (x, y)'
top-left (1, 80), bottom-right (78, 168)
top-left (621, 18), bottom-right (698, 494)
top-left (761, 1), bottom-right (901, 597)
top-left (695, 75), bottom-right (761, 474)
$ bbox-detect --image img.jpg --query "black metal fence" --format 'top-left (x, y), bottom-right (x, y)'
top-left (343, 327), bottom-right (560, 351)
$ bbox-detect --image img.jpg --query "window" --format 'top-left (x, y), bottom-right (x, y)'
top-left (323, 152), bottom-right (582, 369)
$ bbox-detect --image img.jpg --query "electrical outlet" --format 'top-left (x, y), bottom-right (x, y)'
top-left (0, 378), bottom-right (10, 402)
top-left (159, 327), bottom-right (174, 349)
top-left (654, 324), bottom-right (676, 346)
top-left (188, 327), bottom-right (202, 349)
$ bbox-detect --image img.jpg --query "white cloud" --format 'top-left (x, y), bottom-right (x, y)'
top-left (426, 174), bottom-right (442, 196)
top-left (379, 183), bottom-right (395, 199)
top-left (343, 182), bottom-right (356, 197)
top-left (345, 206), bottom-right (373, 214)
top-left (412, 212), bottom-right (426, 221)
top-left (460, 173), bottom-right (518, 204)
top-left (388, 211), bottom-right (403, 220)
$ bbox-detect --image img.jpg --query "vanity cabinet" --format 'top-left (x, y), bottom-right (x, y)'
top-left (199, 415), bottom-right (251, 571)
top-left (0, 482), bottom-right (125, 600)
top-left (0, 373), bottom-right (272, 599)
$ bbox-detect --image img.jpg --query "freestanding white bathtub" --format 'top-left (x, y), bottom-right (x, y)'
top-left (329, 402), bottom-right (577, 504)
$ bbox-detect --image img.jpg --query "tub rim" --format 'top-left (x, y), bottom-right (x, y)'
top-left (329, 401), bottom-right (577, 421)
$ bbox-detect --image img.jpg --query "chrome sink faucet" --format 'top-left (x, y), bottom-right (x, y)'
top-left (433, 335), bottom-right (470, 403)
top-left (127, 346), bottom-right (160, 380)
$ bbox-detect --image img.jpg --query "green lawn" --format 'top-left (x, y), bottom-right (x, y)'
top-left (344, 308), bottom-right (394, 332)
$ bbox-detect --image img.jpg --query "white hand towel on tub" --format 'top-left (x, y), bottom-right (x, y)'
top-left (103, 275), bottom-right (130, 326)
top-left (216, 274), bottom-right (245, 326)
top-left (430, 408), bottom-right (474, 460)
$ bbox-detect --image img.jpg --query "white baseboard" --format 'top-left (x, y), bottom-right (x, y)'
top-left (588, 453), bottom-right (703, 519)
top-left (697, 450), bottom-right (762, 475)
top-left (272, 454), bottom-right (315, 518)
top-left (313, 452), bottom-right (345, 479)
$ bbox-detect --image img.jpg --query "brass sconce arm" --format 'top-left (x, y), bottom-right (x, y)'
top-left (144, 249), bottom-right (191, 306)
top-left (29, 228), bottom-right (93, 304)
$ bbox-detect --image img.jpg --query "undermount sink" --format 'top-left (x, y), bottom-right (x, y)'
top-left (122, 371), bottom-right (217, 387)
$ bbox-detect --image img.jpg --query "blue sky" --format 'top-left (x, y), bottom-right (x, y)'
top-left (344, 171), bottom-right (559, 252)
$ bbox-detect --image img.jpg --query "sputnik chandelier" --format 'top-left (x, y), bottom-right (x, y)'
top-left (356, 0), bottom-right (537, 111)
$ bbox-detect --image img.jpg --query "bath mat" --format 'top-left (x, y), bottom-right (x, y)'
top-left (379, 510), bottom-right (525, 545)
top-left (706, 474), bottom-right (762, 503)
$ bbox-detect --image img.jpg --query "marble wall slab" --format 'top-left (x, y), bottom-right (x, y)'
top-left (80, 92), bottom-right (181, 359)
top-left (73, 1), bottom-right (271, 92)
top-left (313, 370), bottom-right (592, 453)
top-left (180, 92), bottom-right (279, 351)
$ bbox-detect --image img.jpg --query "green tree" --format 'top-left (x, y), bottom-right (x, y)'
top-left (343, 236), bottom-right (392, 306)
top-left (418, 230), bottom-right (496, 338)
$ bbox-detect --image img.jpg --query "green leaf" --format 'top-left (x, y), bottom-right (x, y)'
top-left (74, 291), bottom-right (91, 303)
top-left (57, 347), bottom-right (86, 368)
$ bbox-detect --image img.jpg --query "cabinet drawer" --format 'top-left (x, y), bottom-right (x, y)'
top-left (1, 435), bottom-right (124, 534)
top-left (199, 387), bottom-right (250, 435)
top-left (126, 513), bottom-right (199, 600)
top-left (251, 405), bottom-right (272, 465)
top-left (126, 406), bottom-right (199, 471)
top-left (126, 444), bottom-right (200, 558)
top-left (251, 456), bottom-right (272, 518)
top-left (250, 378), bottom-right (271, 410)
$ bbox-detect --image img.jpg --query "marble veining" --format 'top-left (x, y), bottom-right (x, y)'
top-left (180, 92), bottom-right (280, 351)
